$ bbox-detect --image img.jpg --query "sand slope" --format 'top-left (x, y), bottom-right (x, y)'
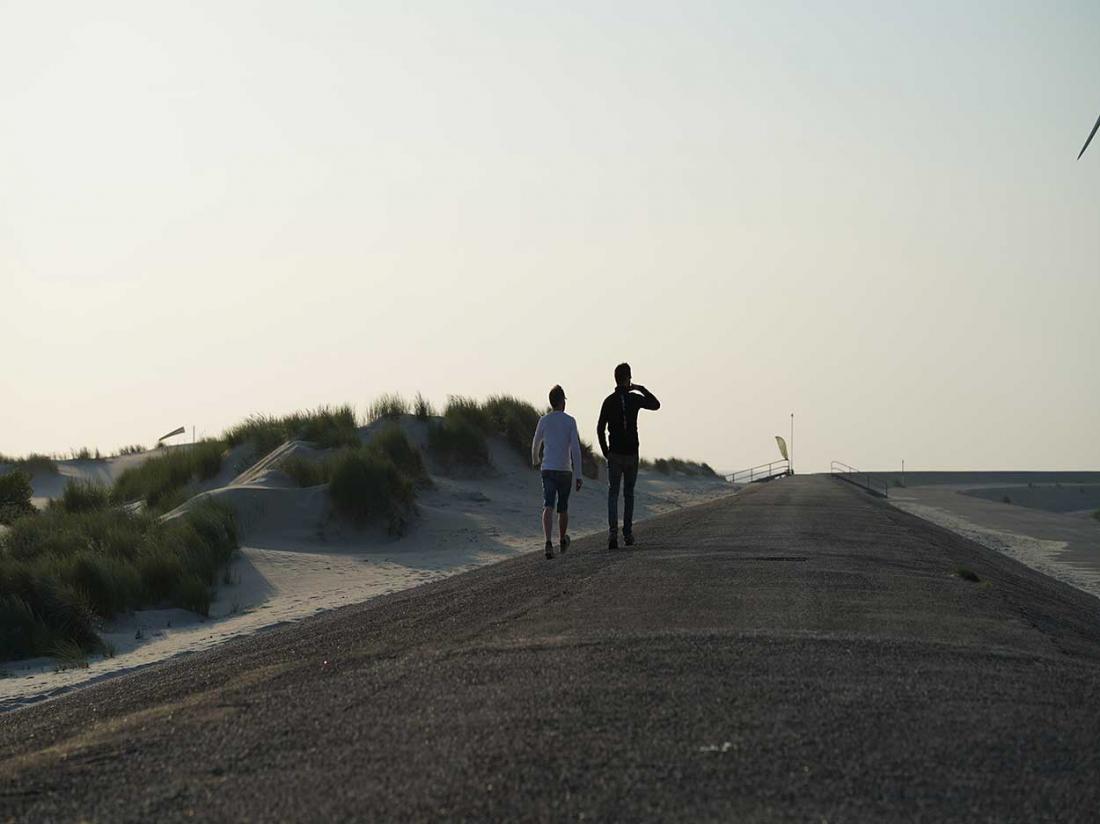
top-left (1, 421), bottom-right (732, 710)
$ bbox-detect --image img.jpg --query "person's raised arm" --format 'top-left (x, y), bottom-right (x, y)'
top-left (531, 416), bottom-right (546, 467)
top-left (570, 419), bottom-right (583, 490)
top-left (596, 398), bottom-right (610, 458)
top-left (632, 384), bottom-right (661, 410)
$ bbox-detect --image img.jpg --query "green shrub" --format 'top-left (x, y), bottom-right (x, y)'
top-left (1093, 509), bottom-right (1100, 522)
top-left (57, 478), bottom-right (111, 513)
top-left (112, 440), bottom-right (226, 512)
top-left (0, 500), bottom-right (237, 660)
top-left (0, 470), bottom-right (36, 525)
top-left (367, 393), bottom-right (411, 421)
top-left (115, 444), bottom-right (146, 456)
top-left (414, 392), bottom-right (436, 420)
top-left (328, 450), bottom-right (415, 534)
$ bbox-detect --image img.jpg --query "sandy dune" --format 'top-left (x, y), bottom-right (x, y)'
top-left (1, 420), bottom-right (732, 710)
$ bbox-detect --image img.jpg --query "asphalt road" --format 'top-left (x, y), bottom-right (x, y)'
top-left (3, 475), bottom-right (1100, 822)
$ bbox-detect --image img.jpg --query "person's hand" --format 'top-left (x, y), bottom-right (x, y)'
top-left (630, 383), bottom-right (644, 392)
top-left (532, 458), bottom-right (540, 469)
top-left (575, 478), bottom-right (583, 492)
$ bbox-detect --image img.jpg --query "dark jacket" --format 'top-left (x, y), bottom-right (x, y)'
top-left (596, 386), bottom-right (660, 457)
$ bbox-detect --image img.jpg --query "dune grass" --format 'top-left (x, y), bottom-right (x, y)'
top-left (0, 453), bottom-right (59, 475)
top-left (367, 393), bottom-right (411, 422)
top-left (428, 397), bottom-right (492, 468)
top-left (651, 457), bottom-right (719, 478)
top-left (56, 478), bottom-right (111, 514)
top-left (114, 444), bottom-right (146, 456)
top-left (0, 470), bottom-right (37, 526)
top-left (579, 441), bottom-right (604, 480)
top-left (112, 441), bottom-right (227, 514)
top-left (328, 449), bottom-right (416, 535)
top-left (414, 392), bottom-right (436, 420)
top-left (223, 404), bottom-right (360, 457)
top-left (483, 395), bottom-right (541, 458)
top-left (0, 499), bottom-right (237, 660)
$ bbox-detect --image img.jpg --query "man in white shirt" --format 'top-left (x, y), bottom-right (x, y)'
top-left (531, 385), bottom-right (583, 559)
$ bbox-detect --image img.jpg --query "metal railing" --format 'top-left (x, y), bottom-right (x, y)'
top-left (725, 459), bottom-right (791, 485)
top-left (830, 461), bottom-right (888, 498)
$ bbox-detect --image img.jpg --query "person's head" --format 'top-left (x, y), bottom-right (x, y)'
top-left (614, 362), bottom-right (632, 388)
top-left (548, 384), bottom-right (566, 411)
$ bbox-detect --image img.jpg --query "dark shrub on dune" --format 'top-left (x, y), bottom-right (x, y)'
top-left (0, 470), bottom-right (36, 525)
top-left (0, 500), bottom-right (237, 660)
top-left (112, 440), bottom-right (226, 513)
top-left (328, 450), bottom-right (415, 535)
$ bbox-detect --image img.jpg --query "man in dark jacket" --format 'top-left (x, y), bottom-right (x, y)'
top-left (596, 362), bottom-right (660, 549)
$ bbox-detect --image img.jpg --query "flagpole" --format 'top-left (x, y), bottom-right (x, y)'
top-left (790, 413), bottom-right (794, 475)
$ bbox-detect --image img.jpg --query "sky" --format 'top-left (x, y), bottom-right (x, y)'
top-left (2, 1), bottom-right (1098, 472)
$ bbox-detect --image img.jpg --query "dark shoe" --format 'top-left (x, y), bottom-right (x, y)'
top-left (545, 541), bottom-right (554, 560)
top-left (624, 534), bottom-right (635, 547)
top-left (561, 534), bottom-right (571, 553)
top-left (608, 536), bottom-right (619, 550)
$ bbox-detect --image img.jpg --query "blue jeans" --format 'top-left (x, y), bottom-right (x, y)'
top-left (607, 453), bottom-right (638, 536)
top-left (542, 470), bottom-right (573, 513)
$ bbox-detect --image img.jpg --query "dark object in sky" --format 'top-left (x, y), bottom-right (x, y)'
top-left (1078, 113), bottom-right (1100, 160)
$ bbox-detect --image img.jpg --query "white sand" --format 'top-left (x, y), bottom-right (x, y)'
top-left (889, 481), bottom-right (1100, 600)
top-left (1, 421), bottom-right (733, 710)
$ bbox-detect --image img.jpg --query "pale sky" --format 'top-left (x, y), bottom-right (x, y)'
top-left (2, 1), bottom-right (1098, 472)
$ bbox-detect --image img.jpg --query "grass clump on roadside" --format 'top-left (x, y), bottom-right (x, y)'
top-left (651, 457), bottom-right (719, 478)
top-left (223, 405), bottom-right (360, 457)
top-left (955, 566), bottom-right (981, 583)
top-left (0, 499), bottom-right (238, 661)
top-left (112, 440), bottom-right (226, 513)
top-left (0, 470), bottom-right (37, 525)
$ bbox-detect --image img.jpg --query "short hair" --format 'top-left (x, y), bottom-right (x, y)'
top-left (548, 385), bottom-right (566, 408)
top-left (614, 362), bottom-right (631, 384)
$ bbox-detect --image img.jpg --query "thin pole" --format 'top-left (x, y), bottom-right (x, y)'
top-left (790, 413), bottom-right (794, 475)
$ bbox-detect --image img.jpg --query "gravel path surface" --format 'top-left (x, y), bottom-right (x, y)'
top-left (3, 475), bottom-right (1099, 822)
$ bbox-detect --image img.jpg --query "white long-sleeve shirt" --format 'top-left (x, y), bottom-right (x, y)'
top-left (531, 411), bottom-right (582, 474)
